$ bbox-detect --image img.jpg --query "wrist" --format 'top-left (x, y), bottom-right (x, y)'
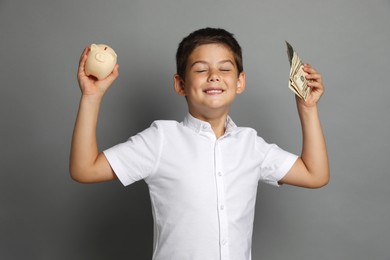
top-left (296, 98), bottom-right (318, 112)
top-left (297, 107), bottom-right (322, 133)
top-left (296, 102), bottom-right (320, 123)
top-left (298, 103), bottom-right (318, 113)
top-left (80, 93), bottom-right (104, 105)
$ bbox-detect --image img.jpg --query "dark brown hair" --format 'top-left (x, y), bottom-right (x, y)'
top-left (176, 27), bottom-right (243, 80)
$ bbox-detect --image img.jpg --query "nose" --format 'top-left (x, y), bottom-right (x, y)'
top-left (95, 53), bottom-right (106, 62)
top-left (208, 69), bottom-right (220, 82)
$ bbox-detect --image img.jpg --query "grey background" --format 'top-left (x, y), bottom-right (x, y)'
top-left (1, 0), bottom-right (389, 259)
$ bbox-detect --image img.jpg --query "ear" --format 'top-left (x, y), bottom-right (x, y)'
top-left (236, 72), bottom-right (246, 94)
top-left (173, 74), bottom-right (186, 96)
top-left (90, 44), bottom-right (98, 51)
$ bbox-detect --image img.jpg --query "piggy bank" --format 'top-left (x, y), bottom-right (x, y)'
top-left (85, 44), bottom-right (117, 80)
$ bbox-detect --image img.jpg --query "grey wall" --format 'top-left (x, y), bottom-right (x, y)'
top-left (1, 0), bottom-right (390, 259)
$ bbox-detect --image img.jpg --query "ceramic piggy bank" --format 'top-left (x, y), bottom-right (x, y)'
top-left (85, 44), bottom-right (117, 80)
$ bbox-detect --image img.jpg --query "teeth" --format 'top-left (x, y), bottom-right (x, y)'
top-left (206, 89), bottom-right (222, 94)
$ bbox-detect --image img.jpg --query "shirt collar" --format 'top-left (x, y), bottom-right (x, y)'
top-left (183, 113), bottom-right (237, 136)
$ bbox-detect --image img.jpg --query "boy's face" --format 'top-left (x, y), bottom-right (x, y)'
top-left (174, 43), bottom-right (245, 120)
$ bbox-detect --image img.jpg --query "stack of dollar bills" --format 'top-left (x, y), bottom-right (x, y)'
top-left (286, 41), bottom-right (310, 101)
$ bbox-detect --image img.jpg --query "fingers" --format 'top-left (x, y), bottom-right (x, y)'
top-left (78, 47), bottom-right (90, 78)
top-left (303, 64), bottom-right (323, 86)
top-left (303, 64), bottom-right (325, 100)
top-left (303, 64), bottom-right (320, 79)
top-left (79, 46), bottom-right (90, 64)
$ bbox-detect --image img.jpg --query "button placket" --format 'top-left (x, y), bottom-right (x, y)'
top-left (214, 140), bottom-right (230, 259)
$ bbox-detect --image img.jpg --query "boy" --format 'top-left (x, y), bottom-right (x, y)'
top-left (70, 28), bottom-right (329, 260)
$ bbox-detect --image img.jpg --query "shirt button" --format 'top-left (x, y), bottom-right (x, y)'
top-left (218, 171), bottom-right (222, 176)
top-left (222, 239), bottom-right (228, 246)
top-left (202, 124), bottom-right (208, 130)
top-left (220, 205), bottom-right (224, 210)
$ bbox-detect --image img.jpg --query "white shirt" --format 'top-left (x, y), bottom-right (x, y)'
top-left (104, 113), bottom-right (298, 260)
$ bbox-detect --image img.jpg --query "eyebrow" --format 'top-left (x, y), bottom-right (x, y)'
top-left (190, 60), bottom-right (235, 68)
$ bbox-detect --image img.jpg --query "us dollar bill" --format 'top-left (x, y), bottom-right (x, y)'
top-left (285, 41), bottom-right (310, 101)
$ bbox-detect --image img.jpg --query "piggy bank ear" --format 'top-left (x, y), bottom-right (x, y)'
top-left (90, 44), bottom-right (98, 51)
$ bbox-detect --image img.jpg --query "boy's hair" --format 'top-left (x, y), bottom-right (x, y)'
top-left (176, 27), bottom-right (243, 80)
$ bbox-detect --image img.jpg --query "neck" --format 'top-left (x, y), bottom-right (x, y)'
top-left (189, 110), bottom-right (228, 138)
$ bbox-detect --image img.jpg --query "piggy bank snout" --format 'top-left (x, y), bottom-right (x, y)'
top-left (94, 52), bottom-right (115, 63)
top-left (95, 52), bottom-right (107, 62)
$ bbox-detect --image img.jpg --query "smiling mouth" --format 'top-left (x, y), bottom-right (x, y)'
top-left (204, 89), bottom-right (224, 94)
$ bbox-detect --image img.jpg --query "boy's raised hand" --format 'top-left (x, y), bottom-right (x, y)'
top-left (280, 63), bottom-right (329, 188)
top-left (297, 64), bottom-right (324, 107)
top-left (77, 47), bottom-right (119, 97)
top-left (70, 46), bottom-right (119, 183)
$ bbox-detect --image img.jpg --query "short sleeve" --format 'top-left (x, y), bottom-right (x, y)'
top-left (103, 122), bottom-right (163, 186)
top-left (256, 136), bottom-right (298, 186)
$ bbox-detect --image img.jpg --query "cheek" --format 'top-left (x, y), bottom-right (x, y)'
top-left (185, 76), bottom-right (204, 89)
top-left (224, 77), bottom-right (239, 87)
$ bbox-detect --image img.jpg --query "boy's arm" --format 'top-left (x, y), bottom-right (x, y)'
top-left (279, 64), bottom-right (330, 188)
top-left (69, 47), bottom-right (119, 183)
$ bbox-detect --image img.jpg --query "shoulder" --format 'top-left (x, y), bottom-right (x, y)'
top-left (230, 126), bottom-right (274, 150)
top-left (151, 119), bottom-right (182, 131)
top-left (152, 119), bottom-right (181, 126)
top-left (126, 120), bottom-right (180, 141)
top-left (146, 119), bottom-right (185, 138)
top-left (231, 125), bottom-right (259, 138)
top-left (227, 126), bottom-right (261, 146)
